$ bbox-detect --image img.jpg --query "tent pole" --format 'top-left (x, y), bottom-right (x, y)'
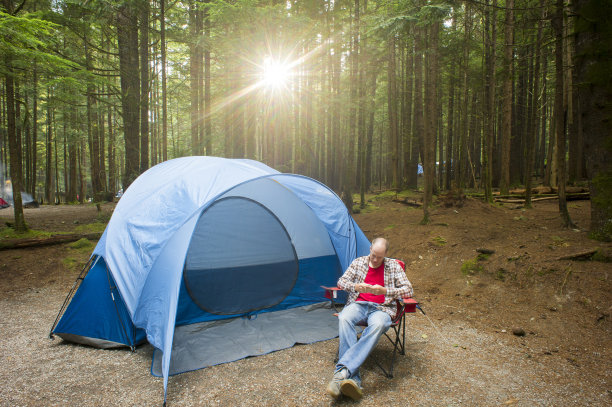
top-left (105, 267), bottom-right (135, 351)
top-left (49, 255), bottom-right (97, 339)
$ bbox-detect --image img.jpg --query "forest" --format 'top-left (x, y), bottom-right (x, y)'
top-left (1, 0), bottom-right (611, 240)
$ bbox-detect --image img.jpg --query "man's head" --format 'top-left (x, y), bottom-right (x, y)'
top-left (369, 237), bottom-right (388, 268)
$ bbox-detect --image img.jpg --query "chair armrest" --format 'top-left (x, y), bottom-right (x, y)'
top-left (402, 297), bottom-right (418, 313)
top-left (321, 286), bottom-right (341, 299)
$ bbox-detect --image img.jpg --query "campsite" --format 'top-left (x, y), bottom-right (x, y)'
top-left (1, 192), bottom-right (610, 406)
top-left (1, 0), bottom-right (611, 405)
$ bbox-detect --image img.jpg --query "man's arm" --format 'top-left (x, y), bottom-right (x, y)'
top-left (385, 263), bottom-right (413, 299)
top-left (337, 257), bottom-right (365, 292)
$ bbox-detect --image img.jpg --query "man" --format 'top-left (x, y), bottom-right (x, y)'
top-left (326, 237), bottom-right (413, 400)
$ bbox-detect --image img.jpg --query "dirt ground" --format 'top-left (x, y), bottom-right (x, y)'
top-left (0, 196), bottom-right (610, 406)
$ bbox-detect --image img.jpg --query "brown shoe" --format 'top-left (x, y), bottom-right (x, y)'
top-left (326, 368), bottom-right (348, 399)
top-left (340, 379), bottom-right (363, 400)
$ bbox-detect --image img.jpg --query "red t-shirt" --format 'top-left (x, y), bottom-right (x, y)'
top-left (356, 263), bottom-right (385, 304)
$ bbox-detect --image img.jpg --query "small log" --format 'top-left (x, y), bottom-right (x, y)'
top-left (496, 192), bottom-right (590, 204)
top-left (0, 232), bottom-right (102, 251)
top-left (393, 198), bottom-right (423, 208)
top-left (557, 249), bottom-right (598, 261)
top-left (477, 248), bottom-right (495, 255)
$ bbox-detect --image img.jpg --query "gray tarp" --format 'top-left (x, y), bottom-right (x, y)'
top-left (151, 302), bottom-right (338, 376)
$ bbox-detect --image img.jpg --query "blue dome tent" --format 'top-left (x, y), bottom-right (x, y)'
top-left (50, 156), bottom-right (370, 403)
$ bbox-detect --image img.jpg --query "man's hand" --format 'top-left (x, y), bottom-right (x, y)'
top-left (354, 283), bottom-right (386, 295)
top-left (354, 283), bottom-right (370, 293)
top-left (368, 284), bottom-right (387, 296)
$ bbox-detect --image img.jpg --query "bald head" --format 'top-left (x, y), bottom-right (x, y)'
top-left (371, 237), bottom-right (389, 253)
top-left (369, 238), bottom-right (388, 268)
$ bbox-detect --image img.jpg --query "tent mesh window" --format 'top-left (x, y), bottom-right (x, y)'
top-left (183, 197), bottom-right (298, 315)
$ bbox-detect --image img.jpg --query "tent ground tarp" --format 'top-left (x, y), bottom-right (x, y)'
top-left (151, 302), bottom-right (337, 376)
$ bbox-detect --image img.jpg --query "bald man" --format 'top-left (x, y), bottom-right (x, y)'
top-left (326, 237), bottom-right (413, 400)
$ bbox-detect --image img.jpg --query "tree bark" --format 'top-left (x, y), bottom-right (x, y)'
top-left (499, 0), bottom-right (514, 195)
top-left (412, 24), bottom-right (424, 191)
top-left (552, 0), bottom-right (575, 228)
top-left (203, 0), bottom-right (212, 156)
top-left (160, 0), bottom-right (168, 161)
top-left (3, 48), bottom-right (26, 230)
top-left (483, 0), bottom-right (497, 203)
top-left (573, 0), bottom-right (612, 240)
top-left (117, 4), bottom-right (141, 189)
top-left (422, 20), bottom-right (440, 224)
top-left (525, 0), bottom-right (545, 208)
top-left (140, 0), bottom-right (150, 172)
top-left (189, 0), bottom-right (202, 156)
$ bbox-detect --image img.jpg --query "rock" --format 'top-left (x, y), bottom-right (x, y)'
top-left (512, 327), bottom-right (526, 336)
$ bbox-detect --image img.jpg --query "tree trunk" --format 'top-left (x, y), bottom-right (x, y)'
top-left (573, 0), bottom-right (612, 240)
top-left (117, 4), bottom-right (141, 189)
top-left (483, 0), bottom-right (497, 203)
top-left (552, 0), bottom-right (575, 228)
top-left (403, 35), bottom-right (416, 189)
top-left (30, 65), bottom-right (38, 198)
top-left (499, 0), bottom-right (514, 195)
top-left (44, 87), bottom-right (53, 205)
top-left (458, 3), bottom-right (472, 189)
top-left (189, 0), bottom-right (201, 156)
top-left (203, 1), bottom-right (212, 156)
top-left (160, 0), bottom-right (168, 161)
top-left (412, 24), bottom-right (424, 190)
top-left (525, 1), bottom-right (545, 208)
top-left (140, 0), bottom-right (150, 172)
top-left (85, 35), bottom-right (102, 199)
top-left (422, 21), bottom-right (440, 224)
top-left (4, 57), bottom-right (26, 230)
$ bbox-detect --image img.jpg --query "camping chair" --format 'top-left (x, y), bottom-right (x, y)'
top-left (322, 259), bottom-right (422, 378)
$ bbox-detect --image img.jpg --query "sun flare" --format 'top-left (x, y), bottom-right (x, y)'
top-left (262, 57), bottom-right (291, 89)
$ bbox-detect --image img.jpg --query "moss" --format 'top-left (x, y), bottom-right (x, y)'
top-left (495, 268), bottom-right (507, 281)
top-left (477, 253), bottom-right (491, 261)
top-left (432, 236), bottom-right (447, 246)
top-left (69, 238), bottom-right (93, 250)
top-left (461, 258), bottom-right (484, 276)
top-left (74, 222), bottom-right (107, 234)
top-left (0, 227), bottom-right (51, 240)
top-left (592, 249), bottom-right (611, 263)
top-left (62, 257), bottom-right (78, 270)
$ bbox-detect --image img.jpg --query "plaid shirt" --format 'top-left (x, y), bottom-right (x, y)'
top-left (338, 256), bottom-right (413, 319)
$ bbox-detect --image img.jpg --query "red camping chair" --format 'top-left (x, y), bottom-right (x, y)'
top-left (322, 259), bottom-right (421, 378)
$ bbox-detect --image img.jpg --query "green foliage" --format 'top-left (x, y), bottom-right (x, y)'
top-left (592, 249), bottom-right (611, 263)
top-left (0, 226), bottom-right (50, 240)
top-left (477, 253), bottom-right (491, 261)
top-left (495, 268), bottom-right (507, 281)
top-left (74, 222), bottom-right (107, 234)
top-left (432, 236), bottom-right (447, 246)
top-left (549, 235), bottom-right (569, 249)
top-left (0, 11), bottom-right (76, 75)
top-left (68, 238), bottom-right (93, 250)
top-left (461, 258), bottom-right (483, 276)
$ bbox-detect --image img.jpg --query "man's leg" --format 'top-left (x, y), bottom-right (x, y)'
top-left (327, 302), bottom-right (367, 399)
top-left (337, 302), bottom-right (368, 364)
top-left (337, 305), bottom-right (392, 379)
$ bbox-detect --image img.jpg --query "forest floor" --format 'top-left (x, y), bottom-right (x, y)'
top-left (0, 194), bottom-right (610, 406)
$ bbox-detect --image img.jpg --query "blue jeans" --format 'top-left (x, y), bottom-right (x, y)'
top-left (335, 301), bottom-right (392, 385)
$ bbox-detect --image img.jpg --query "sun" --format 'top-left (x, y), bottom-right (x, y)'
top-left (262, 57), bottom-right (291, 89)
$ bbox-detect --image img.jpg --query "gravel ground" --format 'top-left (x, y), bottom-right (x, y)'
top-left (1, 200), bottom-right (610, 406)
top-left (1, 282), bottom-right (609, 407)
